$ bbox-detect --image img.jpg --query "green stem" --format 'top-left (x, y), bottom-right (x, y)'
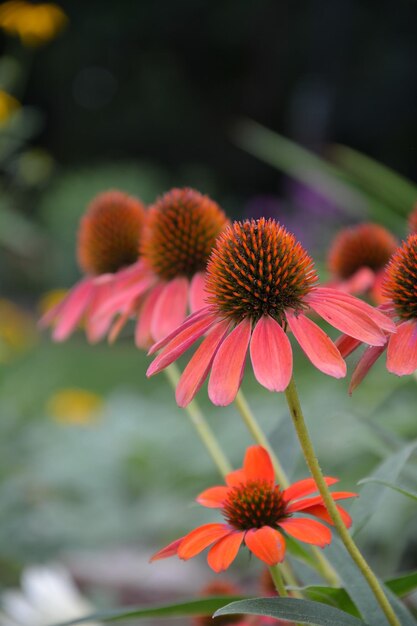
top-left (269, 564), bottom-right (288, 597)
top-left (284, 376), bottom-right (401, 626)
top-left (234, 389), bottom-right (339, 587)
top-left (164, 364), bottom-right (232, 478)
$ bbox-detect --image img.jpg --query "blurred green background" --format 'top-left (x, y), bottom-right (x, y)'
top-left (0, 0), bottom-right (416, 622)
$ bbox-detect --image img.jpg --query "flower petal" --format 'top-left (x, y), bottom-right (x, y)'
top-left (151, 277), bottom-right (189, 342)
top-left (148, 307), bottom-right (213, 355)
top-left (85, 279), bottom-right (114, 343)
top-left (283, 477), bottom-right (338, 503)
top-left (279, 517), bottom-right (332, 547)
top-left (335, 334), bottom-right (362, 358)
top-left (146, 312), bottom-right (218, 377)
top-left (387, 319), bottom-right (417, 375)
top-left (343, 267), bottom-right (375, 294)
top-left (301, 504), bottom-right (353, 528)
top-left (225, 469), bottom-right (247, 487)
top-left (308, 288), bottom-right (396, 333)
top-left (286, 313), bottom-right (346, 378)
top-left (94, 272), bottom-right (155, 321)
top-left (208, 318), bottom-right (251, 406)
top-left (135, 285), bottom-right (165, 349)
top-left (349, 344), bottom-right (387, 393)
top-left (287, 491), bottom-right (357, 513)
top-left (176, 320), bottom-right (230, 407)
top-left (150, 537), bottom-right (184, 562)
top-left (243, 446), bottom-right (275, 485)
top-left (177, 524), bottom-right (231, 560)
top-left (245, 527), bottom-right (286, 566)
top-left (196, 486), bottom-right (230, 508)
top-left (52, 279), bottom-right (93, 342)
top-left (207, 532), bottom-right (244, 572)
top-left (189, 272), bottom-right (208, 313)
top-left (250, 315), bottom-right (292, 392)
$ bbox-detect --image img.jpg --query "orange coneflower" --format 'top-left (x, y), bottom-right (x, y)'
top-left (151, 446), bottom-right (356, 573)
top-left (338, 234), bottom-right (417, 391)
top-left (40, 190), bottom-right (147, 342)
top-left (147, 218), bottom-right (395, 406)
top-left (96, 187), bottom-right (229, 348)
top-left (327, 223), bottom-right (398, 303)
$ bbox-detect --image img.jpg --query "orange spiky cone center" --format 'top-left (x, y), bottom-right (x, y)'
top-left (383, 235), bottom-right (417, 320)
top-left (77, 190), bottom-right (146, 275)
top-left (328, 223), bottom-right (397, 280)
top-left (205, 218), bottom-right (317, 324)
top-left (223, 480), bottom-right (287, 531)
top-left (141, 188), bottom-right (228, 280)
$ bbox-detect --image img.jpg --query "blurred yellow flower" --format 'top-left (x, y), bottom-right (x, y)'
top-left (39, 288), bottom-right (67, 317)
top-left (0, 1), bottom-right (68, 47)
top-left (0, 89), bottom-right (20, 125)
top-left (0, 299), bottom-right (37, 363)
top-left (47, 388), bottom-right (103, 426)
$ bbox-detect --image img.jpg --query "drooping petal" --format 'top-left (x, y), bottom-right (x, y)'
top-left (305, 296), bottom-right (387, 347)
top-left (307, 288), bottom-right (396, 333)
top-left (387, 319), bottom-right (417, 375)
top-left (207, 532), bottom-right (244, 572)
top-left (150, 537), bottom-right (184, 562)
top-left (283, 477), bottom-right (338, 503)
top-left (301, 504), bottom-right (352, 528)
top-left (279, 517), bottom-right (331, 548)
top-left (242, 446), bottom-right (275, 485)
top-left (286, 313), bottom-right (346, 378)
top-left (177, 524), bottom-right (231, 560)
top-left (225, 469), bottom-right (247, 487)
top-left (148, 307), bottom-right (213, 355)
top-left (85, 278), bottom-right (114, 343)
top-left (107, 302), bottom-right (137, 344)
top-left (94, 272), bottom-right (155, 321)
top-left (176, 320), bottom-right (230, 407)
top-left (349, 344), bottom-right (387, 393)
top-left (189, 272), bottom-right (208, 313)
top-left (196, 486), bottom-right (230, 508)
top-left (335, 334), bottom-right (362, 358)
top-left (208, 318), bottom-right (251, 406)
top-left (250, 315), bottom-right (292, 392)
top-left (135, 284), bottom-right (165, 349)
top-left (286, 491), bottom-right (357, 514)
top-left (146, 312), bottom-right (218, 377)
top-left (245, 527), bottom-right (286, 566)
top-left (52, 279), bottom-right (94, 342)
top-left (151, 277), bottom-right (189, 342)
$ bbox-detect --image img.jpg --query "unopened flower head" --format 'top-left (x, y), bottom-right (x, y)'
top-left (77, 190), bottom-right (146, 276)
top-left (151, 446), bottom-right (356, 573)
top-left (148, 218), bottom-right (394, 406)
top-left (142, 187), bottom-right (228, 280)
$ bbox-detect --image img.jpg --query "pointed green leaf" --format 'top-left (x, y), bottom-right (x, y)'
top-left (214, 597), bottom-right (373, 625)
top-left (386, 570), bottom-right (417, 597)
top-left (53, 596), bottom-right (244, 625)
top-left (358, 478), bottom-right (417, 502)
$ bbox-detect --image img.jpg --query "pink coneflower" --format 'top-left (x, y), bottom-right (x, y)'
top-left (147, 218), bottom-right (395, 406)
top-left (327, 223), bottom-right (398, 304)
top-left (40, 190), bottom-right (147, 342)
top-left (339, 234), bottom-right (417, 391)
top-left (96, 188), bottom-right (229, 348)
top-left (151, 446), bottom-right (356, 573)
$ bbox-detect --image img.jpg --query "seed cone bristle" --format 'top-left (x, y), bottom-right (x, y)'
top-left (77, 190), bottom-right (146, 275)
top-left (223, 480), bottom-right (286, 531)
top-left (383, 234), bottom-right (417, 319)
top-left (141, 188), bottom-right (228, 280)
top-left (328, 223), bottom-right (397, 280)
top-left (206, 218), bottom-right (317, 323)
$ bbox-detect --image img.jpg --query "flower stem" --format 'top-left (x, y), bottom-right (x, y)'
top-left (284, 376), bottom-right (401, 626)
top-left (164, 364), bottom-right (232, 477)
top-left (234, 389), bottom-right (339, 587)
top-left (269, 564), bottom-right (288, 597)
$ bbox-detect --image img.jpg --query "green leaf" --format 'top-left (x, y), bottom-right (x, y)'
top-left (232, 119), bottom-right (367, 215)
top-left (383, 585), bottom-right (417, 626)
top-left (386, 570), bottom-right (417, 597)
top-left (214, 597), bottom-right (372, 626)
top-left (52, 596), bottom-right (244, 625)
top-left (331, 144), bottom-right (417, 215)
top-left (352, 440), bottom-right (417, 534)
top-left (303, 585), bottom-right (359, 616)
top-left (358, 478), bottom-right (417, 502)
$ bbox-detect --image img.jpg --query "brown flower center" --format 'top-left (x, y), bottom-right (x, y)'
top-left (383, 235), bottom-right (417, 319)
top-left (205, 218), bottom-right (317, 324)
top-left (141, 188), bottom-right (228, 280)
top-left (77, 190), bottom-right (146, 275)
top-left (223, 480), bottom-right (287, 531)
